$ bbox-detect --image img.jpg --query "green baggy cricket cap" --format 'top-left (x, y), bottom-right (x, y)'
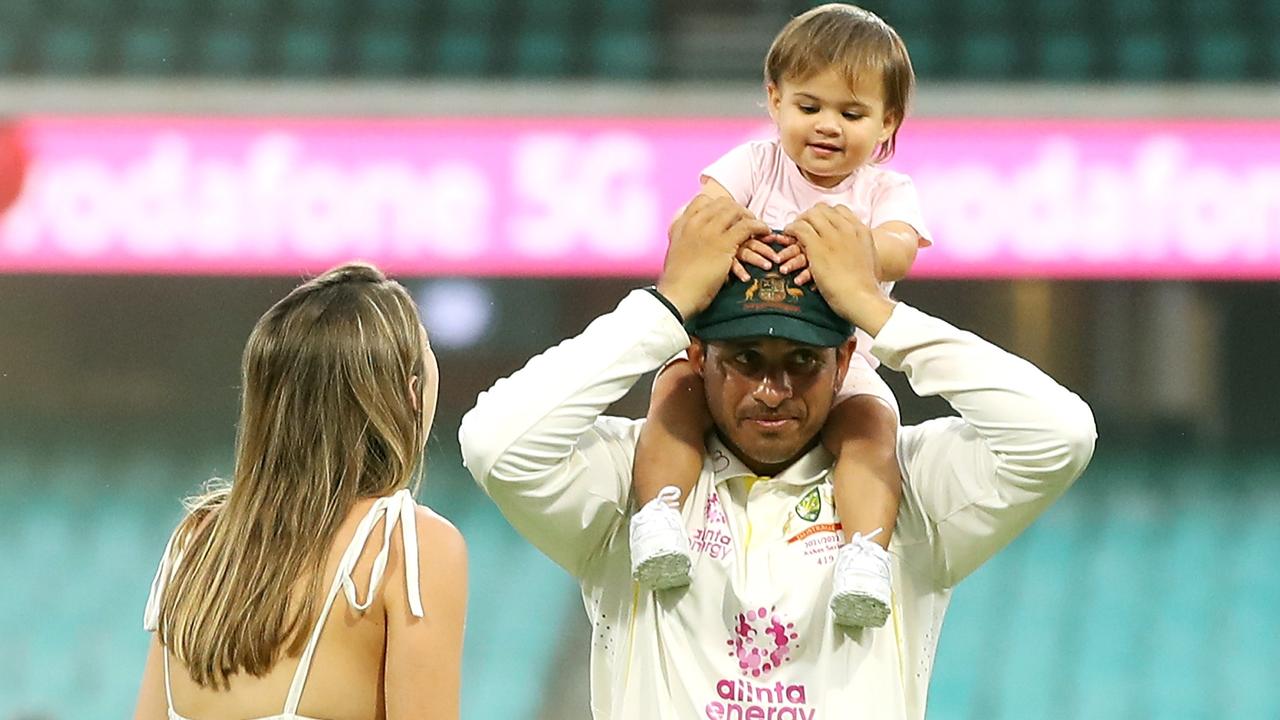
top-left (685, 242), bottom-right (854, 347)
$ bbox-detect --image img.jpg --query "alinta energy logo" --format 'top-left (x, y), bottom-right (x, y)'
top-left (711, 606), bottom-right (813, 719)
top-left (726, 605), bottom-right (799, 678)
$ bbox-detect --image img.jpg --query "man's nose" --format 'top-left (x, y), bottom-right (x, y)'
top-left (753, 370), bottom-right (793, 407)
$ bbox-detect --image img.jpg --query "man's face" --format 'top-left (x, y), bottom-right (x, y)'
top-left (690, 336), bottom-right (854, 475)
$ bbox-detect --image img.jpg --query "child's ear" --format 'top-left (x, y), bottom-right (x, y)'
top-left (765, 82), bottom-right (783, 123)
top-left (878, 111), bottom-right (901, 145)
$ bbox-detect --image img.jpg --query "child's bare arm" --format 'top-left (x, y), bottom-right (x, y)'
top-left (632, 356), bottom-right (713, 507)
top-left (871, 221), bottom-right (921, 283)
top-left (822, 395), bottom-right (902, 545)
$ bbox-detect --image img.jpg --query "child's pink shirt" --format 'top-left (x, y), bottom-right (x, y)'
top-left (702, 137), bottom-right (933, 270)
top-left (702, 137), bottom-right (933, 364)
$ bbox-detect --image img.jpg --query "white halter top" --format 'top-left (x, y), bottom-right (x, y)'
top-left (142, 489), bottom-right (424, 720)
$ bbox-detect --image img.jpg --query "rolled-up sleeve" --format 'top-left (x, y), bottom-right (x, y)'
top-left (872, 304), bottom-right (1097, 587)
top-left (459, 290), bottom-right (690, 577)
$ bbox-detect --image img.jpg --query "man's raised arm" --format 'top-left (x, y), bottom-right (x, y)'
top-left (788, 204), bottom-right (1097, 588)
top-left (460, 198), bottom-right (769, 577)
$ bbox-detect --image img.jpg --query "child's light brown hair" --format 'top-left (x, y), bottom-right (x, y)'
top-left (764, 3), bottom-right (915, 162)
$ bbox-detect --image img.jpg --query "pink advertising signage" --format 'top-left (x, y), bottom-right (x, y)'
top-left (0, 116), bottom-right (1277, 278)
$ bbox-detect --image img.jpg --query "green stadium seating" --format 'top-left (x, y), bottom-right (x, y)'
top-left (0, 0), bottom-right (1274, 81)
top-left (1107, 0), bottom-right (1163, 27)
top-left (364, 0), bottom-right (422, 25)
top-left (200, 26), bottom-right (259, 75)
top-left (901, 34), bottom-right (943, 79)
top-left (598, 0), bottom-right (653, 29)
top-left (355, 27), bottom-right (417, 77)
top-left (1192, 32), bottom-right (1252, 80)
top-left (53, 0), bottom-right (116, 24)
top-left (208, 0), bottom-right (271, 24)
top-left (3, 435), bottom-right (1280, 718)
top-left (0, 28), bottom-right (21, 73)
top-left (38, 25), bottom-right (102, 75)
top-left (958, 0), bottom-right (1015, 28)
top-left (1031, 0), bottom-right (1089, 30)
top-left (592, 29), bottom-right (657, 80)
top-left (1040, 32), bottom-right (1094, 80)
top-left (435, 31), bottom-right (493, 76)
top-left (959, 32), bottom-right (1019, 79)
top-left (444, 0), bottom-right (498, 29)
top-left (515, 28), bottom-right (574, 78)
top-left (119, 26), bottom-right (183, 76)
top-left (1115, 33), bottom-right (1174, 81)
top-left (290, 0), bottom-right (346, 25)
top-left (1185, 0), bottom-right (1242, 27)
top-left (0, 0), bottom-right (41, 27)
top-left (131, 0), bottom-right (194, 24)
top-left (278, 25), bottom-right (338, 76)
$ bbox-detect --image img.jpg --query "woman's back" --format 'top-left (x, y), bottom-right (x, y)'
top-left (134, 263), bottom-right (466, 720)
top-left (138, 491), bottom-right (466, 720)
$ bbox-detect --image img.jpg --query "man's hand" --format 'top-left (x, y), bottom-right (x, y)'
top-left (784, 204), bottom-right (896, 336)
top-left (657, 195), bottom-right (770, 318)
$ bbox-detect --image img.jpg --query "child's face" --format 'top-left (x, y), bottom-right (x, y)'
top-left (767, 67), bottom-right (897, 188)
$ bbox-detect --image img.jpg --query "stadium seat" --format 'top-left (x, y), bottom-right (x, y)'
top-left (119, 26), bottom-right (183, 76)
top-left (444, 0), bottom-right (499, 29)
top-left (1107, 0), bottom-right (1162, 27)
top-left (958, 32), bottom-right (1019, 79)
top-left (1039, 32), bottom-right (1094, 80)
top-left (514, 28), bottom-right (573, 77)
top-left (434, 30), bottom-right (494, 76)
top-left (290, 0), bottom-right (346, 24)
top-left (873, 0), bottom-right (934, 33)
top-left (0, 0), bottom-right (41, 27)
top-left (208, 0), bottom-right (270, 23)
top-left (277, 25), bottom-right (339, 76)
top-left (354, 26), bottom-right (417, 77)
top-left (1191, 32), bottom-right (1252, 80)
top-left (0, 28), bottom-right (22, 74)
top-left (598, 0), bottom-right (654, 30)
top-left (901, 34), bottom-right (943, 79)
top-left (1184, 0), bottom-right (1242, 28)
top-left (50, 0), bottom-right (115, 24)
top-left (592, 29), bottom-right (657, 80)
top-left (1114, 33), bottom-right (1173, 81)
top-left (199, 26), bottom-right (259, 76)
top-left (364, 0), bottom-right (422, 25)
top-left (957, 0), bottom-right (1015, 29)
top-left (129, 0), bottom-right (194, 25)
top-left (38, 25), bottom-right (102, 75)
top-left (1030, 0), bottom-right (1088, 30)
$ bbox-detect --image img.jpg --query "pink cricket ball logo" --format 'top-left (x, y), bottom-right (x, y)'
top-left (726, 606), bottom-right (799, 678)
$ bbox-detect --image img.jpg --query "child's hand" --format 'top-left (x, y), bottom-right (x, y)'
top-left (732, 238), bottom-right (782, 282)
top-left (772, 234), bottom-right (813, 285)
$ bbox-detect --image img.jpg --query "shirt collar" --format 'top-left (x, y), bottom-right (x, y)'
top-left (707, 435), bottom-right (833, 487)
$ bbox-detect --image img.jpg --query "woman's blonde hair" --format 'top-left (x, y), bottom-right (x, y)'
top-left (157, 262), bottom-right (430, 689)
top-left (765, 3), bottom-right (915, 162)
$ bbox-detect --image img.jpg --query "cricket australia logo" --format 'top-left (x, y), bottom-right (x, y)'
top-left (794, 487), bottom-right (821, 522)
top-left (726, 606), bottom-right (800, 678)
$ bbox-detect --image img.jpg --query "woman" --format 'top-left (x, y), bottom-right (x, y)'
top-left (135, 263), bottom-right (467, 719)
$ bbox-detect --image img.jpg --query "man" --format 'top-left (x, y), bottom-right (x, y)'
top-left (460, 197), bottom-right (1096, 719)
